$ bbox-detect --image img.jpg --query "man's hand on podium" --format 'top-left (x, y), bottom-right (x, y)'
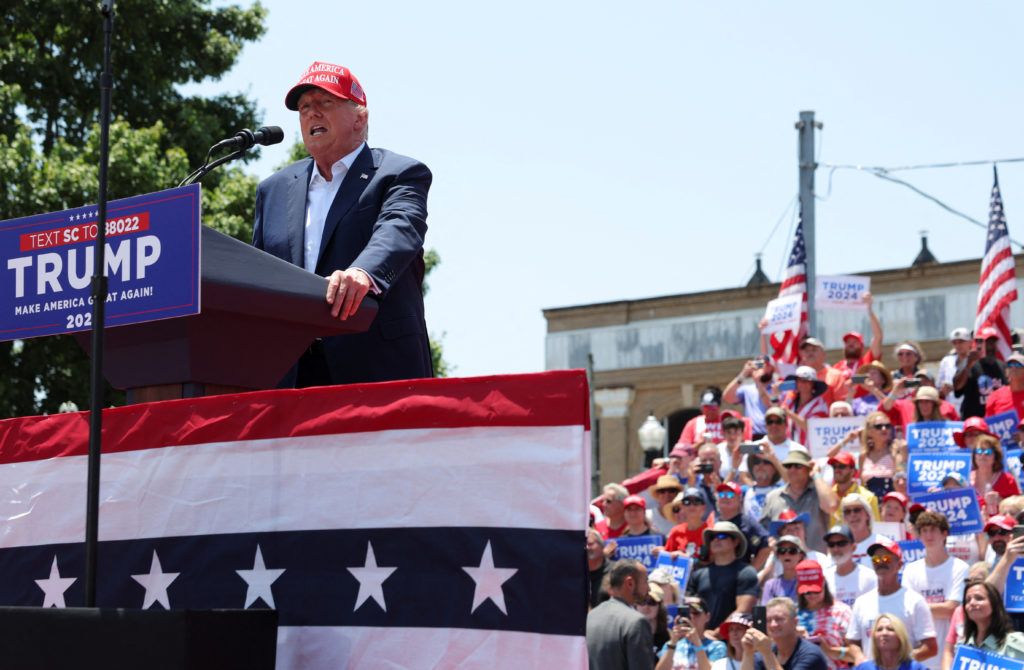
top-left (326, 268), bottom-right (372, 321)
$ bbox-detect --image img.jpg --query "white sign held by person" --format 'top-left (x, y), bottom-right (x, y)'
top-left (806, 416), bottom-right (865, 460)
top-left (762, 294), bottom-right (803, 336)
top-left (814, 275), bottom-right (870, 312)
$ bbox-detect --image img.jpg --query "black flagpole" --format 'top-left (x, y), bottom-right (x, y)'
top-left (85, 0), bottom-right (115, 608)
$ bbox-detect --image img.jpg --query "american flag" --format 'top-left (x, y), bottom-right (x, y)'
top-left (0, 372), bottom-right (591, 669)
top-left (769, 211), bottom-right (809, 371)
top-left (974, 166), bottom-right (1018, 360)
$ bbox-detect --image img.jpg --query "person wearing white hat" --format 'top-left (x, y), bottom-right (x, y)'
top-left (938, 328), bottom-right (973, 415)
top-left (954, 327), bottom-right (1007, 419)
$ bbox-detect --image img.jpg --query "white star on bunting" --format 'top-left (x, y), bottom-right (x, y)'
top-left (236, 545), bottom-right (285, 609)
top-left (347, 542), bottom-right (396, 612)
top-left (462, 541), bottom-right (517, 615)
top-left (35, 556), bottom-right (76, 608)
top-left (131, 550), bottom-right (180, 609)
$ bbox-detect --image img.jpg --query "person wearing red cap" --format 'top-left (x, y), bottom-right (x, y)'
top-left (622, 496), bottom-right (655, 537)
top-left (901, 511), bottom-right (969, 670)
top-left (716, 482), bottom-right (771, 570)
top-left (826, 452), bottom-right (879, 529)
top-left (676, 387), bottom-right (728, 449)
top-left (794, 559), bottom-right (853, 670)
top-left (253, 61), bottom-right (433, 385)
top-left (985, 352), bottom-right (1024, 419)
top-left (981, 514), bottom-right (1016, 569)
top-left (954, 328), bottom-right (1007, 419)
top-left (832, 293), bottom-right (884, 394)
top-left (878, 492), bottom-right (909, 527)
top-left (846, 539), bottom-right (936, 665)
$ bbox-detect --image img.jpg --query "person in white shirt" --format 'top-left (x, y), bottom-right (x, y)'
top-left (901, 511), bottom-right (968, 670)
top-left (937, 328), bottom-right (972, 416)
top-left (822, 525), bottom-right (877, 608)
top-left (839, 493), bottom-right (888, 567)
top-left (846, 538), bottom-right (937, 665)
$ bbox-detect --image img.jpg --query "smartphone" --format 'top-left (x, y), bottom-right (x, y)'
top-left (1013, 525), bottom-right (1024, 540)
top-left (696, 462), bottom-right (715, 475)
top-left (752, 605), bottom-right (767, 633)
top-left (740, 442), bottom-right (763, 456)
top-left (779, 380), bottom-right (796, 392)
top-left (754, 358), bottom-right (765, 369)
top-left (677, 604), bottom-right (690, 621)
top-left (851, 374), bottom-right (867, 385)
top-left (903, 379), bottom-right (921, 389)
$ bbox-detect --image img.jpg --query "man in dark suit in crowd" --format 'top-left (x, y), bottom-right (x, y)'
top-left (586, 560), bottom-right (654, 670)
top-left (253, 61), bottom-right (433, 385)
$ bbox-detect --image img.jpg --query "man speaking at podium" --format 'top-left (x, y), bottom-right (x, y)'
top-left (253, 61), bottom-right (433, 386)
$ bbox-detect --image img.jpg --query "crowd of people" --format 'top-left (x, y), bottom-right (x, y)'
top-left (586, 309), bottom-right (1024, 670)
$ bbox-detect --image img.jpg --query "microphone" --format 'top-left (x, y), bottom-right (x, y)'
top-left (214, 126), bottom-right (284, 151)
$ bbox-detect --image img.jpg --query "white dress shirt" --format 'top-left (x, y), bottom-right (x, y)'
top-left (303, 142), bottom-right (365, 273)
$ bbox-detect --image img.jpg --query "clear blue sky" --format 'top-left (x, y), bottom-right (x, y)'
top-left (190, 1), bottom-right (1024, 377)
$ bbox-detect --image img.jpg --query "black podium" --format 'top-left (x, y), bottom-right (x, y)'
top-left (0, 607), bottom-right (278, 669)
top-left (75, 225), bottom-right (378, 403)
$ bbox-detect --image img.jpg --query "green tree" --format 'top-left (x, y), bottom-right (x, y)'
top-left (0, 1), bottom-right (267, 417)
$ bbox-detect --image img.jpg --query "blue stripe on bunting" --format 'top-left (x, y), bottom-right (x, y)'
top-left (0, 527), bottom-right (587, 637)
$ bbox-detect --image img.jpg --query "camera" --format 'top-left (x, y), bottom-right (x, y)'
top-left (696, 462), bottom-right (715, 475)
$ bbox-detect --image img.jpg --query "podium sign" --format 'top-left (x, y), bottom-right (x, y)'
top-left (0, 185), bottom-right (200, 342)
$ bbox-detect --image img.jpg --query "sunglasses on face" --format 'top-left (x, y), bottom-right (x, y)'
top-left (975, 448), bottom-right (995, 456)
top-left (718, 491), bottom-right (737, 500)
top-left (656, 488), bottom-right (679, 495)
top-left (783, 464), bottom-right (806, 470)
top-left (637, 599), bottom-right (658, 607)
top-left (988, 528), bottom-right (1011, 538)
top-left (1009, 361), bottom-right (1024, 369)
top-left (766, 418), bottom-right (786, 425)
top-left (826, 540), bottom-right (851, 549)
top-left (713, 532), bottom-right (734, 541)
top-left (871, 554), bottom-right (896, 567)
top-left (682, 498), bottom-right (704, 506)
top-left (872, 424), bottom-right (892, 430)
top-left (832, 464), bottom-right (852, 471)
top-left (776, 546), bottom-right (802, 556)
top-left (843, 507), bottom-right (865, 516)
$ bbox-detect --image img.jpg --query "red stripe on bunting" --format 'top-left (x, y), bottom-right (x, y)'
top-left (0, 370), bottom-right (590, 465)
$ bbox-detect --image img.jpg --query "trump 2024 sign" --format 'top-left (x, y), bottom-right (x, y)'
top-left (0, 185), bottom-right (200, 341)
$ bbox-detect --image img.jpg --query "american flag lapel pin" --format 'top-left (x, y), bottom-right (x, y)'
top-left (360, 173), bottom-right (369, 180)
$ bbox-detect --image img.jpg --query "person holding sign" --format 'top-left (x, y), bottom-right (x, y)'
top-left (851, 616), bottom-right (929, 670)
top-left (958, 580), bottom-right (1024, 658)
top-left (833, 293), bottom-right (884, 396)
top-left (970, 435), bottom-right (1021, 517)
top-left (623, 496), bottom-right (657, 537)
top-left (985, 352), bottom-right (1024, 420)
top-left (783, 367), bottom-right (831, 446)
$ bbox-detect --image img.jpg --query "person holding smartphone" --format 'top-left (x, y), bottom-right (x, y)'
top-left (954, 328), bottom-right (1007, 419)
top-left (657, 597), bottom-right (727, 670)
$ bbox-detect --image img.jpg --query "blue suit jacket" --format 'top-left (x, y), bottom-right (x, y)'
top-left (252, 145), bottom-right (433, 384)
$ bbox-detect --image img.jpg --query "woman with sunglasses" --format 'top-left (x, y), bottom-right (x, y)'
top-left (852, 615), bottom-right (929, 670)
top-left (957, 579), bottom-right (1024, 659)
top-left (796, 559), bottom-right (853, 670)
top-left (760, 535), bottom-right (806, 603)
top-left (782, 366), bottom-right (830, 446)
top-left (851, 361), bottom-right (893, 417)
top-left (638, 582), bottom-right (672, 660)
top-left (657, 597), bottom-right (727, 670)
top-left (971, 434), bottom-right (1021, 518)
top-left (834, 411), bottom-right (902, 500)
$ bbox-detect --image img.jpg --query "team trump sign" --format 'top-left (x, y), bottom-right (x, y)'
top-left (0, 185), bottom-right (200, 341)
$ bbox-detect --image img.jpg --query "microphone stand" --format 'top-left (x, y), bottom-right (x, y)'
top-left (85, 0), bottom-right (115, 608)
top-left (179, 148), bottom-right (247, 187)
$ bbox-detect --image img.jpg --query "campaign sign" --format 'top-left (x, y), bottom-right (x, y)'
top-left (873, 521), bottom-right (905, 542)
top-left (814, 275), bottom-right (870, 312)
top-left (905, 421), bottom-right (963, 452)
top-left (0, 185), bottom-right (201, 341)
top-left (912, 487), bottom-right (983, 535)
top-left (1005, 557), bottom-right (1024, 613)
top-left (1007, 448), bottom-right (1024, 489)
top-left (613, 535), bottom-right (665, 570)
top-left (806, 416), bottom-right (864, 460)
top-left (987, 410), bottom-right (1020, 450)
top-left (951, 635), bottom-right (1024, 670)
top-left (898, 539), bottom-right (925, 565)
top-left (655, 553), bottom-right (693, 592)
top-left (762, 294), bottom-right (803, 336)
top-left (907, 452), bottom-right (972, 496)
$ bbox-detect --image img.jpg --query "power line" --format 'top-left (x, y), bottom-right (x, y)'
top-left (821, 156), bottom-right (1024, 173)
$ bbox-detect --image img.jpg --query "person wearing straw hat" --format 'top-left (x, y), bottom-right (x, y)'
top-left (650, 475), bottom-right (685, 535)
top-left (850, 361), bottom-right (893, 418)
top-left (254, 61), bottom-right (433, 386)
top-left (760, 449), bottom-right (839, 553)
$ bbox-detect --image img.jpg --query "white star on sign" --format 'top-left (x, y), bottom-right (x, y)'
top-left (131, 550), bottom-right (179, 609)
top-left (236, 545), bottom-right (285, 609)
top-left (35, 556), bottom-right (76, 608)
top-left (347, 542), bottom-right (396, 612)
top-left (462, 541), bottom-right (517, 615)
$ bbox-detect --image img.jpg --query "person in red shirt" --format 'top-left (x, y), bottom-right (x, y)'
top-left (890, 381), bottom-right (960, 427)
top-left (970, 434), bottom-right (1021, 517)
top-left (676, 387), bottom-right (724, 448)
top-left (662, 487), bottom-right (714, 559)
top-left (832, 293), bottom-right (884, 399)
top-left (594, 483), bottom-right (630, 540)
top-left (985, 352), bottom-right (1024, 420)
top-left (799, 338), bottom-right (848, 405)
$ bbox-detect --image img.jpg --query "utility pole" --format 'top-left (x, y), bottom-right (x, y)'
top-left (796, 111), bottom-right (821, 336)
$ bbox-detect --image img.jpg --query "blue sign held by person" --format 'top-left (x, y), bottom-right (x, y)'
top-left (656, 553), bottom-right (693, 592)
top-left (951, 635), bottom-right (1024, 670)
top-left (1005, 557), bottom-right (1024, 613)
top-left (614, 535), bottom-right (665, 570)
top-left (907, 452), bottom-right (972, 496)
top-left (1007, 448), bottom-right (1024, 490)
top-left (987, 410), bottom-right (1021, 450)
top-left (898, 540), bottom-right (926, 565)
top-left (912, 487), bottom-right (984, 535)
top-left (905, 421), bottom-right (962, 452)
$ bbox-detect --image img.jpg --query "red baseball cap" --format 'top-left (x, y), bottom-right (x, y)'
top-left (285, 61), bottom-right (367, 111)
top-left (978, 326), bottom-right (1000, 340)
top-left (828, 452), bottom-right (856, 468)
top-left (881, 491), bottom-right (910, 509)
top-left (796, 559), bottom-right (825, 594)
top-left (867, 537), bottom-right (902, 560)
top-left (985, 514), bottom-right (1016, 533)
top-left (623, 495), bottom-right (646, 509)
top-left (953, 416), bottom-right (997, 446)
top-left (842, 331), bottom-right (865, 345)
top-left (717, 482), bottom-right (742, 497)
